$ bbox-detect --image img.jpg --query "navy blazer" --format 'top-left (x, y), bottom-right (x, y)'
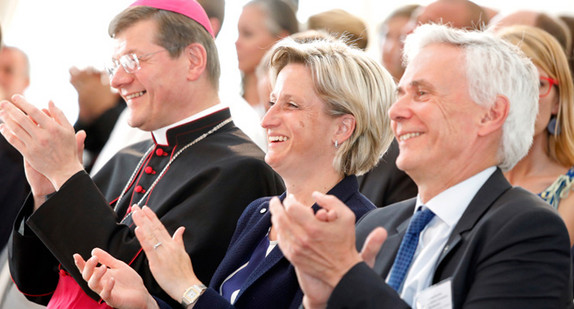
top-left (158, 175), bottom-right (375, 309)
top-left (328, 169), bottom-right (573, 309)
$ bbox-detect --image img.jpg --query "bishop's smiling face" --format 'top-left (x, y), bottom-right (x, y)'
top-left (261, 63), bottom-right (340, 178)
top-left (109, 19), bottom-right (191, 131)
top-left (390, 43), bottom-right (487, 181)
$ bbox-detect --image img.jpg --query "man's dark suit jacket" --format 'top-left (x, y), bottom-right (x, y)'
top-left (328, 169), bottom-right (573, 309)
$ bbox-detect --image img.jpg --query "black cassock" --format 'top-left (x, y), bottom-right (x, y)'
top-left (9, 108), bottom-right (284, 308)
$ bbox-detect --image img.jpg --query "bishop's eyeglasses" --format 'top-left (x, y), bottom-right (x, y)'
top-left (105, 50), bottom-right (167, 77)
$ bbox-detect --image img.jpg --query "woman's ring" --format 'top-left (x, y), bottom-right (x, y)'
top-left (153, 242), bottom-right (162, 250)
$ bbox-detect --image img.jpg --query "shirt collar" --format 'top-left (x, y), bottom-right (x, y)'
top-left (152, 103), bottom-right (226, 146)
top-left (415, 166), bottom-right (496, 228)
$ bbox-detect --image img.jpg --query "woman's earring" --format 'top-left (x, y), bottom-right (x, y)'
top-left (334, 140), bottom-right (339, 149)
top-left (547, 116), bottom-right (561, 135)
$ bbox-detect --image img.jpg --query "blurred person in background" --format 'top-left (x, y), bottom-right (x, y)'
top-left (306, 9), bottom-right (369, 50)
top-left (0, 45), bottom-right (30, 251)
top-left (235, 0), bottom-right (298, 118)
top-left (0, 31), bottom-right (42, 309)
top-left (412, 0), bottom-right (490, 30)
top-left (499, 25), bottom-right (574, 245)
top-left (558, 15), bottom-right (574, 80)
top-left (199, 0), bottom-right (267, 151)
top-left (377, 4), bottom-right (420, 82)
top-left (490, 10), bottom-right (572, 56)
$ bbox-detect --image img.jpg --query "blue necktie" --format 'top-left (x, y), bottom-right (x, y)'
top-left (387, 208), bottom-right (435, 292)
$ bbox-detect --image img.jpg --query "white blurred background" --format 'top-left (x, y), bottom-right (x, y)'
top-left (0, 0), bottom-right (572, 122)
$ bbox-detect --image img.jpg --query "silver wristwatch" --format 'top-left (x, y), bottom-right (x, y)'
top-left (181, 284), bottom-right (207, 307)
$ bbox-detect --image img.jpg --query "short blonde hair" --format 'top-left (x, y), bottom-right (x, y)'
top-left (269, 38), bottom-right (396, 175)
top-left (499, 25), bottom-right (574, 167)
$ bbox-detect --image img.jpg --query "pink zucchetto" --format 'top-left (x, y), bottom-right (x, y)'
top-left (130, 0), bottom-right (214, 37)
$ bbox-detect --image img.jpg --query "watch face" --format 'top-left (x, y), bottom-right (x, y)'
top-left (182, 285), bottom-right (205, 306)
top-left (182, 290), bottom-right (198, 305)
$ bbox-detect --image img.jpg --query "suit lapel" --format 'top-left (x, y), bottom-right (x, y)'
top-left (236, 238), bottom-right (285, 300)
top-left (210, 209), bottom-right (273, 291)
top-left (434, 169), bottom-right (512, 273)
top-left (373, 220), bottom-right (409, 276)
top-left (373, 200), bottom-right (416, 276)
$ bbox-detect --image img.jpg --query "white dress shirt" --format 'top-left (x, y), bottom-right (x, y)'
top-left (392, 166), bottom-right (496, 306)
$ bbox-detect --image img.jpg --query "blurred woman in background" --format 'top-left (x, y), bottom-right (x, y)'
top-left (235, 0), bottom-right (298, 118)
top-left (500, 25), bottom-right (574, 245)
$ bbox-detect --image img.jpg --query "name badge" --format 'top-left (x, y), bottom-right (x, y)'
top-left (413, 279), bottom-right (452, 309)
